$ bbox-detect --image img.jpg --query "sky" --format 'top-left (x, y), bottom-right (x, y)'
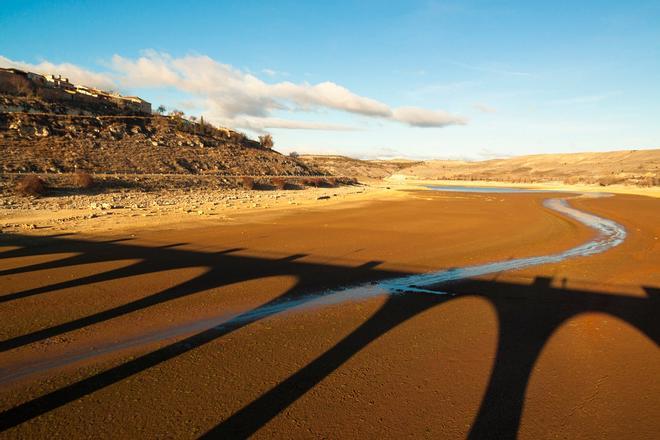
top-left (1, 0), bottom-right (659, 159)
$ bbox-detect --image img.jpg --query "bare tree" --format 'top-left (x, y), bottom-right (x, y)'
top-left (259, 134), bottom-right (274, 149)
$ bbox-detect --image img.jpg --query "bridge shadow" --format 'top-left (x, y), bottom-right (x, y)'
top-left (0, 233), bottom-right (658, 438)
top-left (205, 278), bottom-right (659, 439)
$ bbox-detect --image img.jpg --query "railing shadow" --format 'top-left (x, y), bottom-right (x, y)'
top-left (205, 277), bottom-right (659, 439)
top-left (0, 233), bottom-right (658, 438)
top-left (0, 234), bottom-right (406, 352)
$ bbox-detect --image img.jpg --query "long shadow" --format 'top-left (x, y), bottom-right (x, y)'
top-left (0, 234), bottom-right (658, 439)
top-left (0, 235), bottom-right (405, 352)
top-left (204, 292), bottom-right (444, 438)
top-left (0, 233), bottom-right (410, 431)
top-left (204, 277), bottom-right (659, 438)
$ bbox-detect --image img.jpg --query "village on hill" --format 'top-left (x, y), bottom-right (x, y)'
top-left (0, 67), bottom-right (151, 115)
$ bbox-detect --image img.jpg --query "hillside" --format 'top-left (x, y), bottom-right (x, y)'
top-left (0, 110), bottom-right (321, 176)
top-left (299, 155), bottom-right (420, 180)
top-left (0, 69), bottom-right (323, 177)
top-left (391, 149), bottom-right (660, 187)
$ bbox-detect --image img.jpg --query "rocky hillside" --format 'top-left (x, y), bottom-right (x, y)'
top-left (299, 155), bottom-right (420, 180)
top-left (0, 110), bottom-right (322, 176)
top-left (393, 149), bottom-right (660, 187)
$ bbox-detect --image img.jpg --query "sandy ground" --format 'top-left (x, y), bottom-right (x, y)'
top-left (0, 185), bottom-right (658, 438)
top-left (0, 183), bottom-right (403, 236)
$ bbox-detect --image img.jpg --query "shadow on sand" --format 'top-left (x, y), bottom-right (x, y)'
top-left (0, 233), bottom-right (658, 438)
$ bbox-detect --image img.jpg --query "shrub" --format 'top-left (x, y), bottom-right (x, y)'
top-left (271, 177), bottom-right (288, 190)
top-left (15, 175), bottom-right (46, 197)
top-left (241, 176), bottom-right (255, 190)
top-left (73, 171), bottom-right (95, 189)
top-left (258, 134), bottom-right (274, 149)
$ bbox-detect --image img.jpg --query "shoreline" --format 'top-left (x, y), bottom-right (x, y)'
top-left (2, 176), bottom-right (657, 238)
top-left (387, 177), bottom-right (660, 198)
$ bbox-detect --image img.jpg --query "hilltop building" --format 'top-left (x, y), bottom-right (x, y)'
top-left (0, 67), bottom-right (151, 114)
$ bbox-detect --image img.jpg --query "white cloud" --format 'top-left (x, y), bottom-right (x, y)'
top-left (228, 116), bottom-right (358, 132)
top-left (392, 106), bottom-right (467, 127)
top-left (1, 51), bottom-right (467, 131)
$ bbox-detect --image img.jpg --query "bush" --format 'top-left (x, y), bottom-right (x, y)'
top-left (309, 177), bottom-right (329, 187)
top-left (73, 171), bottom-right (95, 189)
top-left (15, 175), bottom-right (46, 197)
top-left (258, 134), bottom-right (274, 149)
top-left (271, 177), bottom-right (288, 190)
top-left (241, 176), bottom-right (255, 190)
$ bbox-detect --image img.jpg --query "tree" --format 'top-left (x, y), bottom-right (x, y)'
top-left (170, 109), bottom-right (184, 118)
top-left (259, 134), bottom-right (274, 149)
top-left (156, 105), bottom-right (166, 114)
top-left (190, 116), bottom-right (197, 122)
top-left (289, 151), bottom-right (300, 159)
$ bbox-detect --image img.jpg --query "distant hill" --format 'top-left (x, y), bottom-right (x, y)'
top-left (299, 155), bottom-right (421, 180)
top-left (390, 149), bottom-right (660, 187)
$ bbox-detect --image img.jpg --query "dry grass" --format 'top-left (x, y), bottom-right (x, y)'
top-left (73, 171), bottom-right (95, 189)
top-left (15, 175), bottom-right (46, 197)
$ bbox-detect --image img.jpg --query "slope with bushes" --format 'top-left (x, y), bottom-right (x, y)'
top-left (299, 155), bottom-right (420, 180)
top-left (0, 111), bottom-right (322, 176)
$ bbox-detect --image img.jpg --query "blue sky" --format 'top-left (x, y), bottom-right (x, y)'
top-left (1, 0), bottom-right (659, 159)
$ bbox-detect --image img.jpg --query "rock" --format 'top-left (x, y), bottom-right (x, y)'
top-left (317, 195), bottom-right (331, 200)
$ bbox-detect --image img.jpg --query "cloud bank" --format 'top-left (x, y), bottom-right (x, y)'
top-left (1, 52), bottom-right (467, 131)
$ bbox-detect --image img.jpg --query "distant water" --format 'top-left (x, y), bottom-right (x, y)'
top-left (426, 185), bottom-right (553, 193)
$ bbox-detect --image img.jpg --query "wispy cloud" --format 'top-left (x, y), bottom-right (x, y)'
top-left (547, 91), bottom-right (622, 105)
top-left (1, 52), bottom-right (467, 132)
top-left (261, 68), bottom-right (289, 77)
top-left (473, 103), bottom-right (497, 113)
top-left (445, 59), bottom-right (531, 77)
